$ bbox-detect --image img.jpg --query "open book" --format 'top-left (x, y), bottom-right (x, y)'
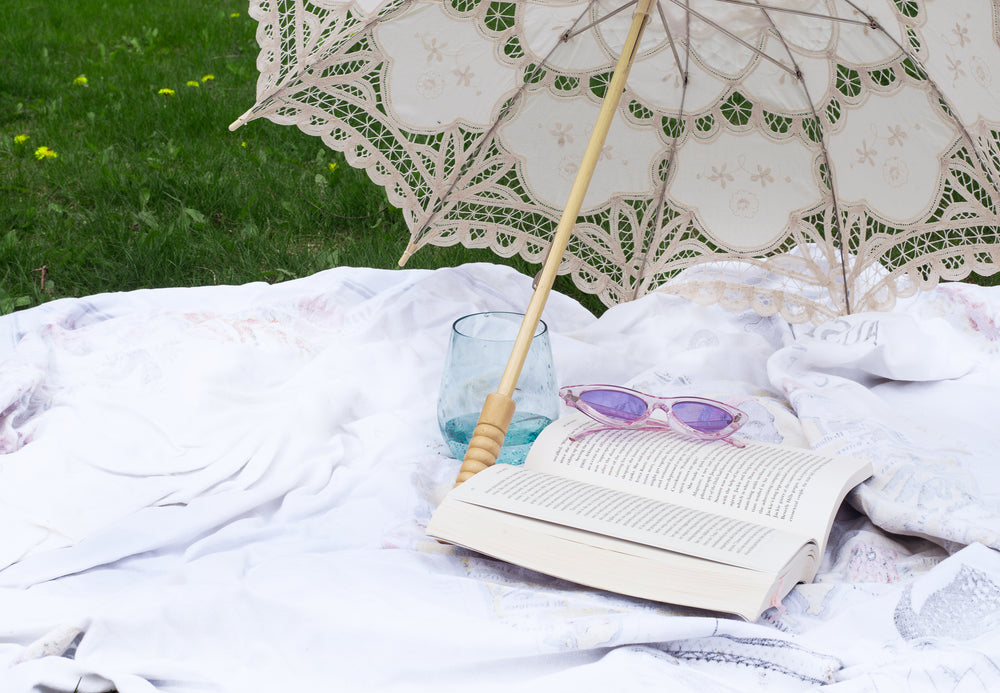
top-left (427, 413), bottom-right (872, 620)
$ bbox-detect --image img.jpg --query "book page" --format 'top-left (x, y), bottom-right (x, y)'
top-left (427, 498), bottom-right (796, 620)
top-left (523, 414), bottom-right (871, 542)
top-left (448, 463), bottom-right (810, 573)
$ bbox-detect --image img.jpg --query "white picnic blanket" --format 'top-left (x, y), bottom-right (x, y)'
top-left (1, 263), bottom-right (999, 693)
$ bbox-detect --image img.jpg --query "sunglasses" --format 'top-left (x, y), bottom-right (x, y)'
top-left (559, 384), bottom-right (747, 447)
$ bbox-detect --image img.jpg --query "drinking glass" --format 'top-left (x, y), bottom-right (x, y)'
top-left (438, 311), bottom-right (558, 465)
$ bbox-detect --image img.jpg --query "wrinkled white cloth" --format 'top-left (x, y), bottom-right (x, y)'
top-left (1, 263), bottom-right (999, 692)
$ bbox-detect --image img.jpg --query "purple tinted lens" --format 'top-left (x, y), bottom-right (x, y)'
top-left (672, 401), bottom-right (734, 433)
top-left (579, 389), bottom-right (648, 421)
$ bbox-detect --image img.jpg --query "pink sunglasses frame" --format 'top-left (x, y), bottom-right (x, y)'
top-left (559, 384), bottom-right (748, 447)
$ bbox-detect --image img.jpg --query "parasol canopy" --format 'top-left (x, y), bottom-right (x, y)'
top-left (232, 0), bottom-right (1000, 323)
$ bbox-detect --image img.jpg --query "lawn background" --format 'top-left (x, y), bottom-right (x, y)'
top-left (2, 0), bottom-right (603, 315)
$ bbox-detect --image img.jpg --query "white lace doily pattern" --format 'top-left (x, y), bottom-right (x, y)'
top-left (234, 0), bottom-right (1000, 323)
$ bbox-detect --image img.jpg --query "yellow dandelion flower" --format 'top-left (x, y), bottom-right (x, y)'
top-left (73, 75), bottom-right (88, 86)
top-left (328, 163), bottom-right (338, 173)
top-left (34, 146), bottom-right (58, 160)
top-left (202, 74), bottom-right (215, 82)
top-left (14, 134), bottom-right (29, 145)
top-left (241, 141), bottom-right (248, 148)
top-left (230, 12), bottom-right (240, 18)
top-left (158, 88), bottom-right (175, 96)
top-left (186, 80), bottom-right (200, 88)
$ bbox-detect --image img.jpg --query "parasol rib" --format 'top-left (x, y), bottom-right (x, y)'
top-left (230, 1), bottom-right (415, 131)
top-left (753, 0), bottom-right (852, 314)
top-left (399, 2), bottom-right (596, 265)
top-left (454, 0), bottom-right (657, 485)
top-left (563, 0), bottom-right (639, 41)
top-left (710, 0), bottom-right (871, 26)
top-left (631, 0), bottom-right (691, 300)
top-left (662, 0), bottom-right (796, 77)
top-left (656, 1), bottom-right (686, 86)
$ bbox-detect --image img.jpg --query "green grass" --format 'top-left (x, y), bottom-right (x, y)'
top-left (1, 0), bottom-right (602, 316)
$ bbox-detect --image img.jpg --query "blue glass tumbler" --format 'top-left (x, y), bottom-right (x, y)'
top-left (438, 312), bottom-right (558, 465)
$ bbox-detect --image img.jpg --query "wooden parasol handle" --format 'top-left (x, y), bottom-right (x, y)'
top-left (454, 0), bottom-right (654, 485)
